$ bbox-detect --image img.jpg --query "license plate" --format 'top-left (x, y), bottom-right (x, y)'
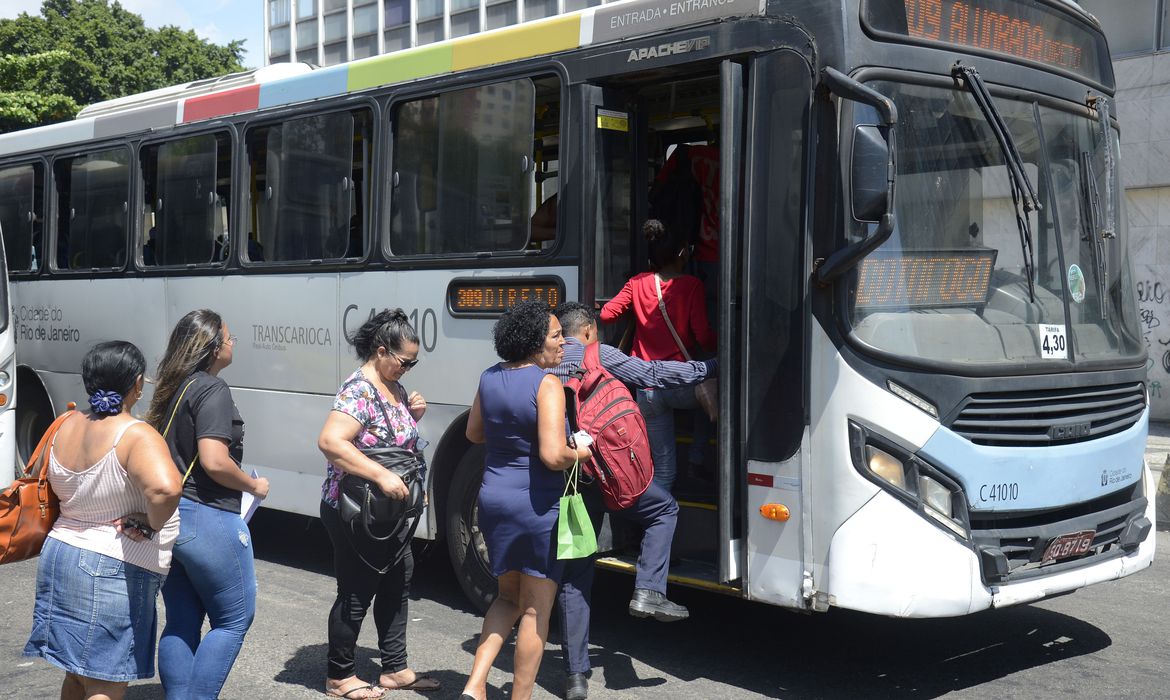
top-left (1041, 530), bottom-right (1095, 563)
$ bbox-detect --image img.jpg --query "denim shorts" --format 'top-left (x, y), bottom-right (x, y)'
top-left (24, 537), bottom-right (163, 682)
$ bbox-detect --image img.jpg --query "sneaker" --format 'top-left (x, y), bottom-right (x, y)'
top-left (628, 588), bottom-right (689, 622)
top-left (565, 672), bottom-right (588, 700)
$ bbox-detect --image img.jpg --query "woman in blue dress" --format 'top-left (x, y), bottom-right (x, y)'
top-left (460, 299), bottom-right (593, 700)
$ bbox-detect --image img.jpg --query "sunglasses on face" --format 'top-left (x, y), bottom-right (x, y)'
top-left (388, 350), bottom-right (419, 370)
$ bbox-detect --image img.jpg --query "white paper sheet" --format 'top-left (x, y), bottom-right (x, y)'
top-left (240, 469), bottom-right (263, 522)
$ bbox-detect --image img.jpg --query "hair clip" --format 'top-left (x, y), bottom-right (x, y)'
top-left (89, 390), bottom-right (124, 415)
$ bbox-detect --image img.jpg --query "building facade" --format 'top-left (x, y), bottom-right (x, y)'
top-left (264, 0), bottom-right (608, 66)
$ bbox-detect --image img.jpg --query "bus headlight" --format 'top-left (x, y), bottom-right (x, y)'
top-left (0, 370), bottom-right (10, 388)
top-left (849, 421), bottom-right (969, 539)
top-left (866, 446), bottom-right (906, 490)
top-left (919, 474), bottom-right (952, 517)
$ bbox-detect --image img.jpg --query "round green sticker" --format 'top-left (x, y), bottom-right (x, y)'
top-left (1067, 264), bottom-right (1086, 303)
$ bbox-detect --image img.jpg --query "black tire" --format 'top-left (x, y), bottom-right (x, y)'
top-left (445, 445), bottom-right (496, 612)
top-left (15, 377), bottom-right (53, 471)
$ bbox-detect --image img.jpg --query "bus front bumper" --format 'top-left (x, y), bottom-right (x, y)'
top-left (824, 466), bottom-right (1156, 617)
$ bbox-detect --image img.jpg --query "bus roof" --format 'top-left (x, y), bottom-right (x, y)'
top-left (0, 0), bottom-right (765, 159)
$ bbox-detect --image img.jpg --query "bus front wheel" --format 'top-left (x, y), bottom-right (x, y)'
top-left (445, 445), bottom-right (495, 613)
top-left (15, 373), bottom-right (53, 472)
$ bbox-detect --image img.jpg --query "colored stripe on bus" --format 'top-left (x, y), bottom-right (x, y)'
top-left (94, 102), bottom-right (180, 138)
top-left (183, 84), bottom-right (261, 123)
top-left (9, 118), bottom-right (95, 153)
top-left (451, 15), bottom-right (581, 71)
top-left (348, 44), bottom-right (454, 92)
top-left (258, 63), bottom-right (350, 110)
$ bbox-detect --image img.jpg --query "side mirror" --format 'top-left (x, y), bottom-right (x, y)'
top-left (851, 125), bottom-right (890, 223)
top-left (815, 67), bottom-right (898, 286)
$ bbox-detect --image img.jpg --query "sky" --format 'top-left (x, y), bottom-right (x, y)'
top-left (0, 0), bottom-right (266, 69)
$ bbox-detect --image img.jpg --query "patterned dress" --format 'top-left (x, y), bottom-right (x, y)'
top-left (321, 369), bottom-right (425, 509)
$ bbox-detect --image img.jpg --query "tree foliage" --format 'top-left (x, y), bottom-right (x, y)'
top-left (0, 0), bottom-right (245, 133)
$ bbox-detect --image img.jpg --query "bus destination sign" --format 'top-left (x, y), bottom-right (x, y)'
top-left (853, 249), bottom-right (996, 309)
top-left (863, 0), bottom-right (1110, 85)
top-left (447, 277), bottom-right (564, 317)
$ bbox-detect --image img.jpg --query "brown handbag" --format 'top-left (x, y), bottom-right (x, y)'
top-left (0, 410), bottom-right (75, 564)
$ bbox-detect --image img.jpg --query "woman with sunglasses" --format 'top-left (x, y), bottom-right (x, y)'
top-left (317, 308), bottom-right (440, 699)
top-left (147, 309), bottom-right (270, 699)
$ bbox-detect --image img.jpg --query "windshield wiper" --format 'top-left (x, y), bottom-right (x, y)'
top-left (1076, 95), bottom-right (1117, 321)
top-left (1089, 95), bottom-right (1116, 241)
top-left (1078, 151), bottom-right (1109, 320)
top-left (952, 63), bottom-right (1040, 303)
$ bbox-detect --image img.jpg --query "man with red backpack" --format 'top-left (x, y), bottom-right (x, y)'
top-left (549, 302), bottom-right (716, 700)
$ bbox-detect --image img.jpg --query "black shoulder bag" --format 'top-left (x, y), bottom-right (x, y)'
top-left (336, 378), bottom-right (425, 572)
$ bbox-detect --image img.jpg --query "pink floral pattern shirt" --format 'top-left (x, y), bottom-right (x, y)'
top-left (321, 369), bottom-right (425, 508)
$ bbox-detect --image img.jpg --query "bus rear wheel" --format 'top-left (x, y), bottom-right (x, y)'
top-left (15, 374), bottom-right (53, 472)
top-left (445, 445), bottom-right (495, 613)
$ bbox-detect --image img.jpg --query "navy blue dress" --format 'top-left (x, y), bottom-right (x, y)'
top-left (477, 363), bottom-right (565, 581)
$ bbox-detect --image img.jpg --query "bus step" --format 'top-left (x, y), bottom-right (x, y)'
top-left (595, 555), bottom-right (741, 595)
top-left (672, 498), bottom-right (718, 560)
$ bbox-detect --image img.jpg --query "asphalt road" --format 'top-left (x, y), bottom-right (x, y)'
top-left (2, 511), bottom-right (1166, 699)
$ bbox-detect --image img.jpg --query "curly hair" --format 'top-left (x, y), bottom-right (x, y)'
top-left (351, 308), bottom-right (420, 361)
top-left (493, 299), bottom-right (553, 362)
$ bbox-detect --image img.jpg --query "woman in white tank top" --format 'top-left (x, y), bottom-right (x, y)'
top-left (23, 341), bottom-right (182, 700)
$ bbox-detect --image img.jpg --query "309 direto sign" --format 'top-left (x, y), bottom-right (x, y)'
top-left (447, 277), bottom-right (565, 317)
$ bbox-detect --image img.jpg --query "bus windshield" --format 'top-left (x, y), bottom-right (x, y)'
top-left (847, 80), bottom-right (1143, 369)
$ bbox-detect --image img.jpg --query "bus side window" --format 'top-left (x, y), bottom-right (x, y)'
top-left (244, 108), bottom-right (370, 263)
top-left (54, 148), bottom-right (130, 271)
top-left (529, 88), bottom-right (561, 249)
top-left (0, 162), bottom-right (44, 273)
top-left (389, 74), bottom-right (561, 256)
top-left (140, 132), bottom-right (228, 267)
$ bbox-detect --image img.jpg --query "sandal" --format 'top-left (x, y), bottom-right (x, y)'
top-left (325, 683), bottom-right (385, 699)
top-left (381, 674), bottom-right (442, 692)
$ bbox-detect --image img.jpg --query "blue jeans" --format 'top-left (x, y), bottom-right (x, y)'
top-left (559, 480), bottom-right (678, 674)
top-left (158, 498), bottom-right (257, 700)
top-left (637, 386), bottom-right (703, 492)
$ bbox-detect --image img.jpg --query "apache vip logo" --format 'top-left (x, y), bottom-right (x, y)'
top-left (627, 36), bottom-right (711, 62)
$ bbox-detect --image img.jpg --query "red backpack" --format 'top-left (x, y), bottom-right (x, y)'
top-left (564, 342), bottom-right (654, 510)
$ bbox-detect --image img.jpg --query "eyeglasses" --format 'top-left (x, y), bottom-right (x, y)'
top-left (388, 350), bottom-right (419, 370)
top-left (224, 335), bottom-right (237, 345)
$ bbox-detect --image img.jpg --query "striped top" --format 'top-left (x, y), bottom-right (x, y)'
top-left (547, 336), bottom-right (714, 388)
top-left (46, 418), bottom-right (180, 575)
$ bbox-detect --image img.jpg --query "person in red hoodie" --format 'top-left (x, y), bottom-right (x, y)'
top-left (600, 219), bottom-right (716, 491)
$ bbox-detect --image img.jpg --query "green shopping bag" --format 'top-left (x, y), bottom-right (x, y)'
top-left (557, 458), bottom-right (597, 560)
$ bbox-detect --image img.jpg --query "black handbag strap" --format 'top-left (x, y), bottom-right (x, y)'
top-left (342, 375), bottom-right (399, 443)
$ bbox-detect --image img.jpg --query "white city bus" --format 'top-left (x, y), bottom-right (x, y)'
top-left (0, 225), bottom-right (14, 486)
top-left (0, 0), bottom-right (1154, 616)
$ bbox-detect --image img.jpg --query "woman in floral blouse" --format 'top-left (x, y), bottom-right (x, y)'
top-left (316, 309), bottom-right (440, 699)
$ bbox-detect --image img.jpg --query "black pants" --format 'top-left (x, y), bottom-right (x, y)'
top-left (320, 500), bottom-right (416, 680)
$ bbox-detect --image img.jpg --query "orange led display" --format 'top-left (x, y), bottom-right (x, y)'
top-left (854, 250), bottom-right (996, 309)
top-left (864, 0), bottom-right (1109, 84)
top-left (448, 278), bottom-right (564, 317)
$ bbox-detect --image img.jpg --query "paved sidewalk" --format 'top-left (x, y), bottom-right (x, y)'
top-left (1147, 421), bottom-right (1170, 471)
top-left (1147, 422), bottom-right (1170, 525)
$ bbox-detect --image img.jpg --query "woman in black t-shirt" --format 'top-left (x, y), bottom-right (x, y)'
top-left (146, 309), bottom-right (270, 700)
